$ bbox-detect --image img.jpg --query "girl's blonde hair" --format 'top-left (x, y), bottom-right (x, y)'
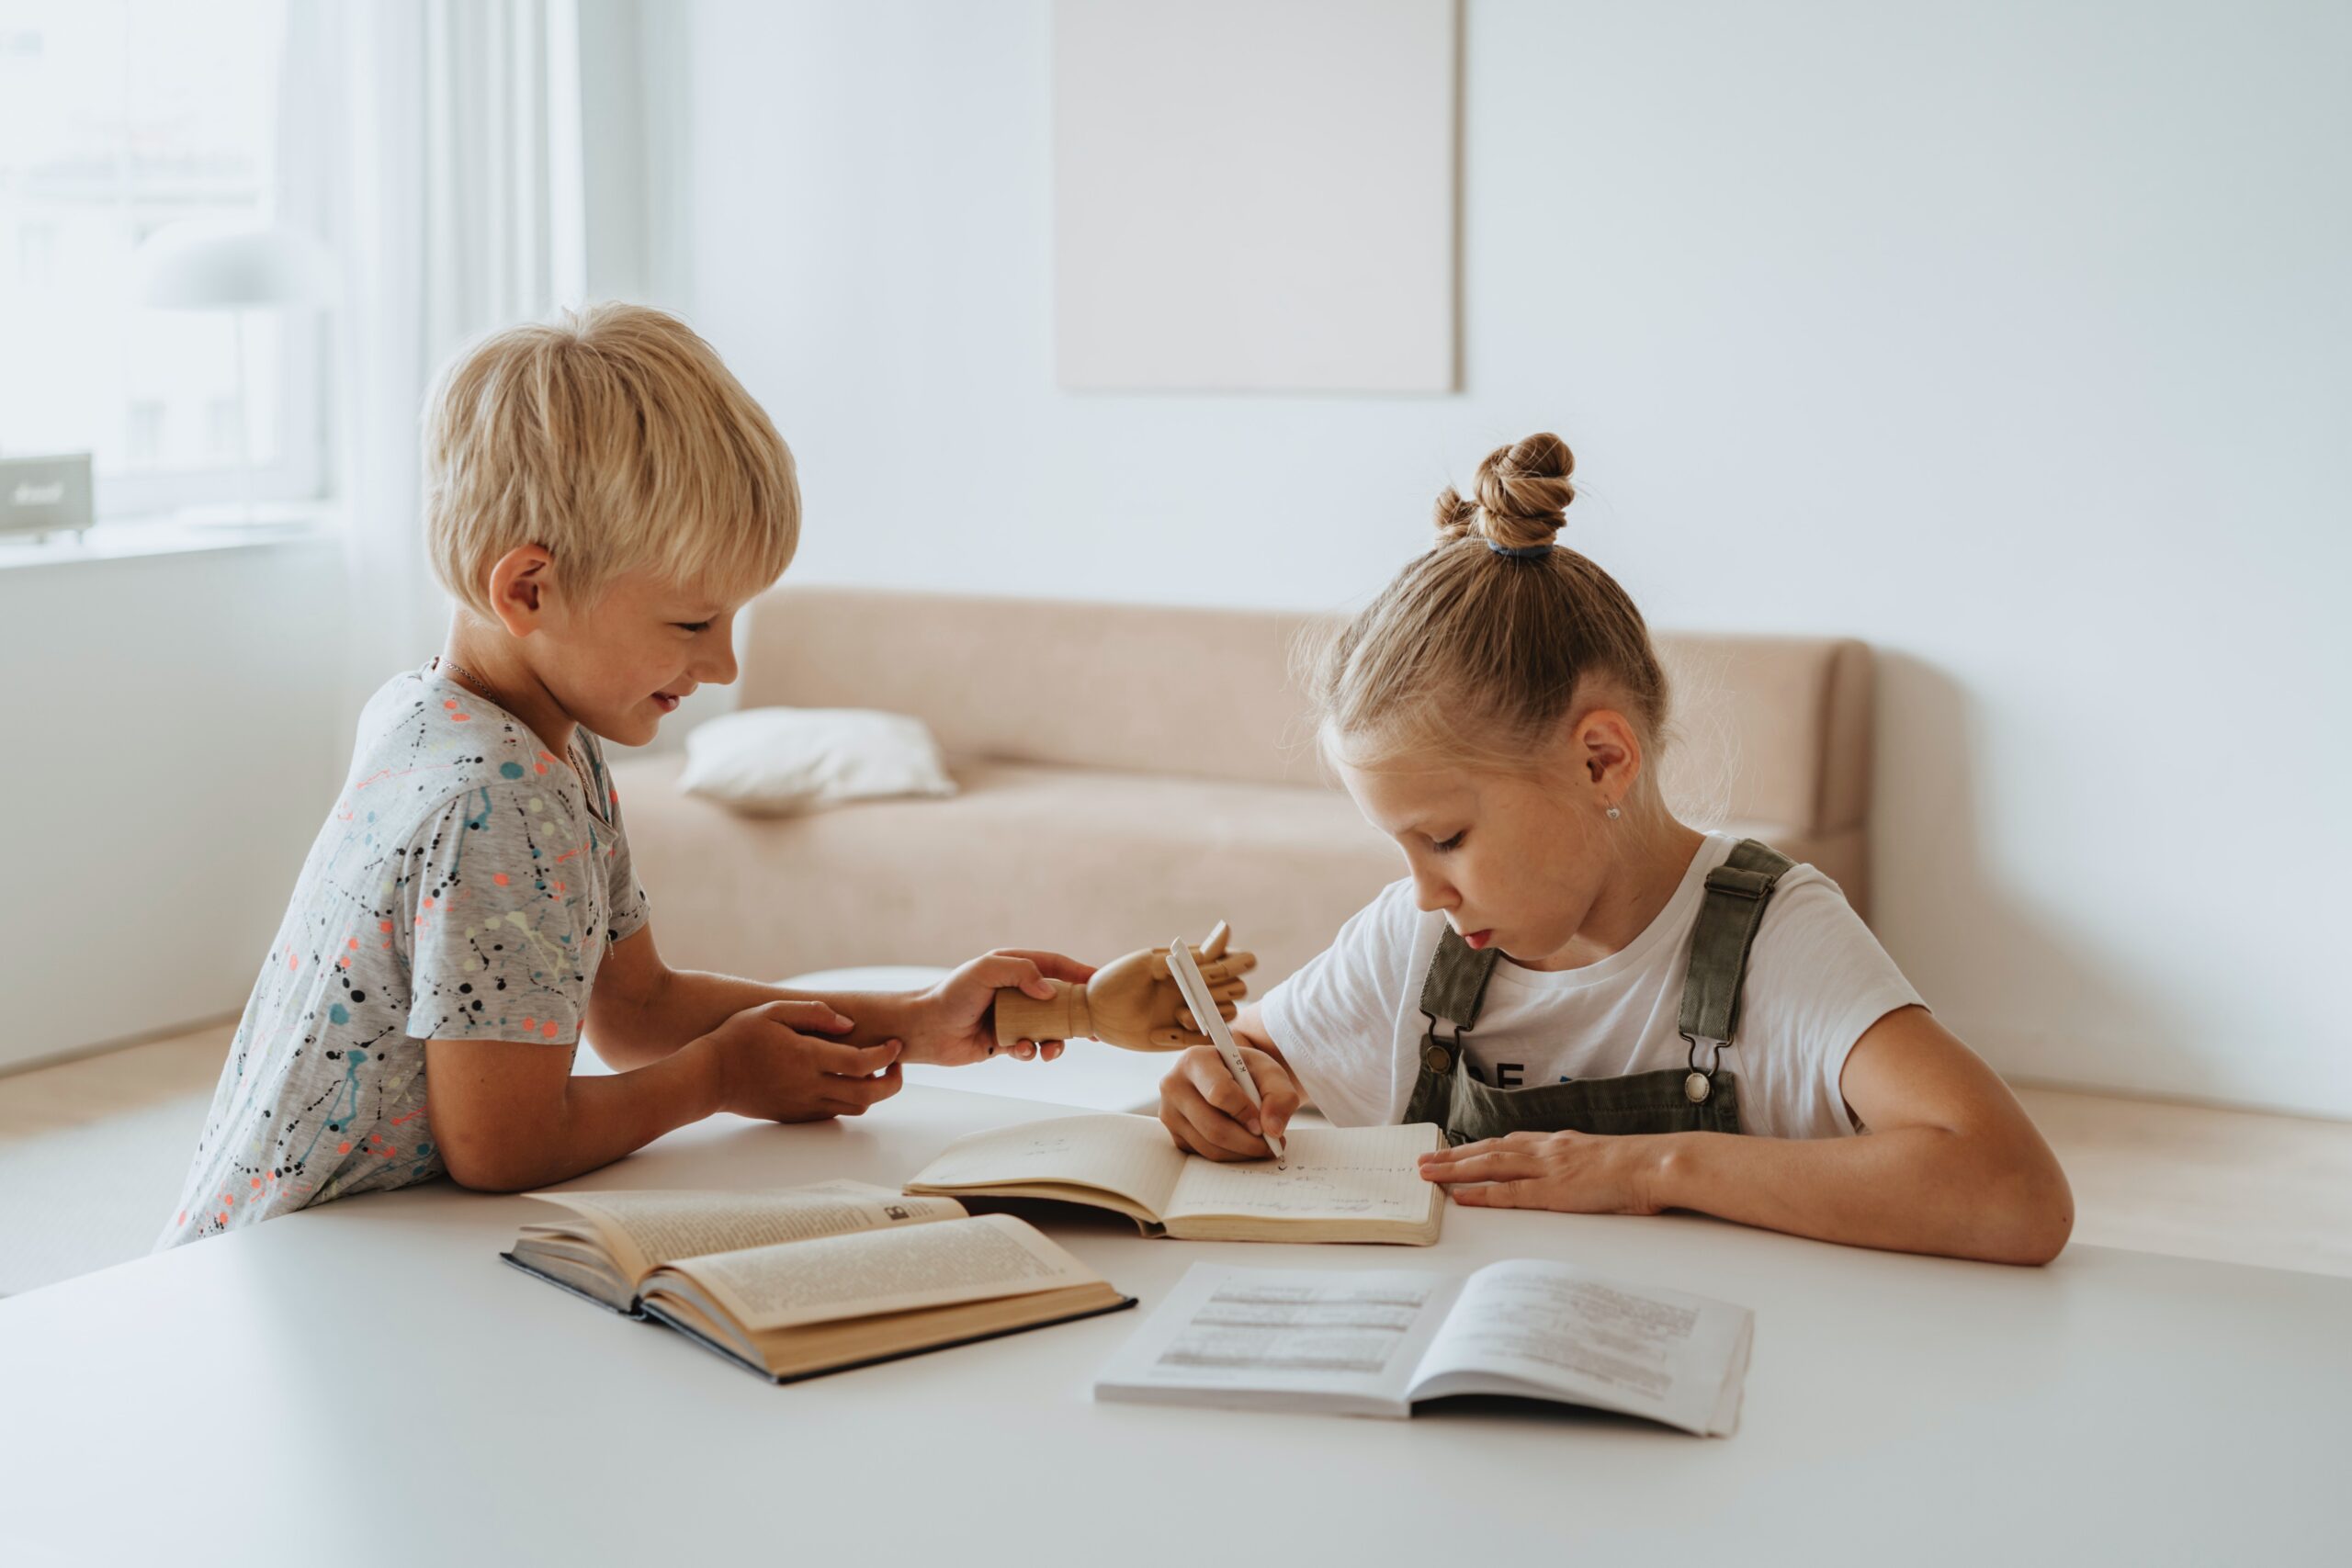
top-left (423, 302), bottom-right (799, 619)
top-left (1306, 433), bottom-right (1669, 775)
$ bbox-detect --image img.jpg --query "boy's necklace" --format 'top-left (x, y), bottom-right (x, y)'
top-left (437, 657), bottom-right (602, 809)
top-left (438, 657), bottom-right (505, 710)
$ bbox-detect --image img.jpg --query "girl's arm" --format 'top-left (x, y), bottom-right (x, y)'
top-left (1419, 1006), bottom-right (2075, 1266)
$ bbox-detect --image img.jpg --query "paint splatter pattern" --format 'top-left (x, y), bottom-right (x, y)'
top-left (156, 660), bottom-right (650, 1248)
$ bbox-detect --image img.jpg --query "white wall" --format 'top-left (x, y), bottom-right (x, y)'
top-left (0, 539), bottom-right (347, 1069)
top-left (668, 0), bottom-right (2345, 1116)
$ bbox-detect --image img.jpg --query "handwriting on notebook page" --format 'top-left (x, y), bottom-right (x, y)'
top-left (1173, 1126), bottom-right (1434, 1218)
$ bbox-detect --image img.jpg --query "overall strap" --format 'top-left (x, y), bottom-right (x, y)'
top-left (1403, 926), bottom-right (1500, 1127)
top-left (1418, 927), bottom-right (1500, 1049)
top-left (1677, 838), bottom-right (1796, 1051)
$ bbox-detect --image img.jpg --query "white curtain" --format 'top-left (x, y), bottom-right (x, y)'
top-left (280, 0), bottom-right (590, 732)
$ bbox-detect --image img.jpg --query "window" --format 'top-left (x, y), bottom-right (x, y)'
top-left (0, 0), bottom-right (325, 523)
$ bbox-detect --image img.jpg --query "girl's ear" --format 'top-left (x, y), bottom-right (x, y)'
top-left (483, 546), bottom-right (556, 636)
top-left (1573, 707), bottom-right (1645, 798)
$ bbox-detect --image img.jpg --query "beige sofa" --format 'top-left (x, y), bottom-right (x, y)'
top-left (607, 586), bottom-right (1873, 989)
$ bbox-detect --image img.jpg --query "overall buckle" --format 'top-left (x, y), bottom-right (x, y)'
top-left (1419, 1011), bottom-right (1465, 1075)
top-left (1679, 1032), bottom-right (1725, 1104)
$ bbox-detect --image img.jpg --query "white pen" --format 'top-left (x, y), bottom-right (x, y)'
top-left (1168, 937), bottom-right (1286, 1166)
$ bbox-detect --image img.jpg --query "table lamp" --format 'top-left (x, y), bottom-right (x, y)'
top-left (134, 220), bottom-right (339, 524)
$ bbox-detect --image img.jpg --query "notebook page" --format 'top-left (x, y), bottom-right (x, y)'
top-left (1163, 1123), bottom-right (1441, 1224)
top-left (1408, 1259), bottom-right (1753, 1435)
top-left (673, 1214), bottom-right (1103, 1331)
top-left (1093, 1263), bottom-right (1457, 1413)
top-left (908, 1113), bottom-right (1189, 1217)
top-left (525, 1179), bottom-right (964, 1281)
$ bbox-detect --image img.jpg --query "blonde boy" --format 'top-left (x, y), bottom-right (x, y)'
top-left (160, 304), bottom-right (1085, 1246)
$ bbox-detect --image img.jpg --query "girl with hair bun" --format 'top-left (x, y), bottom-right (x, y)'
top-left (1155, 434), bottom-right (2074, 1265)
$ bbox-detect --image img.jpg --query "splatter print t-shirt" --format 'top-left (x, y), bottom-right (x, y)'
top-left (157, 659), bottom-right (650, 1247)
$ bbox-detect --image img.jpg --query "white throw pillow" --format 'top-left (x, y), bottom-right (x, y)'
top-left (678, 707), bottom-right (957, 817)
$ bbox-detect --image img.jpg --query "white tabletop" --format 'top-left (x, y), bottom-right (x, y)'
top-left (3, 1084), bottom-right (2346, 1566)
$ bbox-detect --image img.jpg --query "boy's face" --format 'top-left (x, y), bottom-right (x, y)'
top-left (527, 565), bottom-right (752, 749)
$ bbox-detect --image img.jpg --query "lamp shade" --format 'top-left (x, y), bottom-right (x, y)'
top-left (137, 220), bottom-right (340, 310)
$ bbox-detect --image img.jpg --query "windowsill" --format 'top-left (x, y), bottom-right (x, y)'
top-left (0, 502), bottom-right (341, 572)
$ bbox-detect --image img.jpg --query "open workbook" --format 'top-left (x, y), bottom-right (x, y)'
top-left (1094, 1261), bottom-right (1754, 1436)
top-left (501, 1179), bottom-right (1134, 1382)
top-left (905, 1113), bottom-right (1447, 1244)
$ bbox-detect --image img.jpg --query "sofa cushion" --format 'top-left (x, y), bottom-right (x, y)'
top-left (678, 706), bottom-right (957, 815)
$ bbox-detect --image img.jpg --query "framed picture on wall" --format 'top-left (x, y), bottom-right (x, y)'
top-left (1053, 0), bottom-right (1459, 393)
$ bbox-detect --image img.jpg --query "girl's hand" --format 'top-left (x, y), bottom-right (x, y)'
top-left (1157, 1044), bottom-right (1303, 1161)
top-left (1418, 1129), bottom-right (1667, 1214)
top-left (910, 949), bottom-right (1098, 1065)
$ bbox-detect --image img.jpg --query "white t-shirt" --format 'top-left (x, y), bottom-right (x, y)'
top-left (1258, 833), bottom-right (1923, 1140)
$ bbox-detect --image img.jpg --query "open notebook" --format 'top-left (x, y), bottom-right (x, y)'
top-left (905, 1113), bottom-right (1446, 1245)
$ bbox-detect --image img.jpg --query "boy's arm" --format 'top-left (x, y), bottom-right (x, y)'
top-left (426, 999), bottom-right (903, 1192)
top-left (1419, 1006), bottom-right (2077, 1266)
top-left (582, 924), bottom-right (823, 1070)
top-left (583, 923), bottom-right (1093, 1070)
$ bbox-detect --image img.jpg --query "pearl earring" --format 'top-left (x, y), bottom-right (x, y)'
top-left (1606, 803), bottom-right (1622, 821)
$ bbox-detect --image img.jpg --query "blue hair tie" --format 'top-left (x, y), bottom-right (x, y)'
top-left (1485, 540), bottom-right (1554, 560)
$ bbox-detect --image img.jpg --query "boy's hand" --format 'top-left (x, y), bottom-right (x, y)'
top-left (908, 949), bottom-right (1099, 1066)
top-left (703, 999), bottom-right (903, 1122)
top-left (1157, 1044), bottom-right (1302, 1161)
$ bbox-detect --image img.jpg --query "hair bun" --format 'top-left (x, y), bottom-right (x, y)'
top-left (1437, 433), bottom-right (1574, 551)
top-left (1431, 487), bottom-right (1482, 541)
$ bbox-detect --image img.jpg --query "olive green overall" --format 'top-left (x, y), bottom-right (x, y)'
top-left (1402, 839), bottom-right (1795, 1144)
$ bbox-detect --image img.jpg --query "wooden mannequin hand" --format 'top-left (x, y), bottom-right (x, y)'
top-left (993, 922), bottom-right (1257, 1053)
top-left (910, 948), bottom-right (1094, 1065)
top-left (1082, 938), bottom-right (1257, 1051)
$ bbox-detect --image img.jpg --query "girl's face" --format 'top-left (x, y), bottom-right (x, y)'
top-left (1335, 716), bottom-right (1628, 972)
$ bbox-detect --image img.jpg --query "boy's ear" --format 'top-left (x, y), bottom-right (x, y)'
top-left (483, 546), bottom-right (556, 637)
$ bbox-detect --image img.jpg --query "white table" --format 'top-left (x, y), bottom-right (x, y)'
top-left (3, 1085), bottom-right (2346, 1566)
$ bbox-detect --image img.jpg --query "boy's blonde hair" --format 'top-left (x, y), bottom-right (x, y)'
top-left (1305, 433), bottom-right (1670, 776)
top-left (423, 302), bottom-right (799, 618)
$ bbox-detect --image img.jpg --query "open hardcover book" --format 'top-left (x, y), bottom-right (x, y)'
top-left (1094, 1261), bottom-right (1754, 1436)
top-left (905, 1113), bottom-right (1447, 1245)
top-left (502, 1179), bottom-right (1134, 1382)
